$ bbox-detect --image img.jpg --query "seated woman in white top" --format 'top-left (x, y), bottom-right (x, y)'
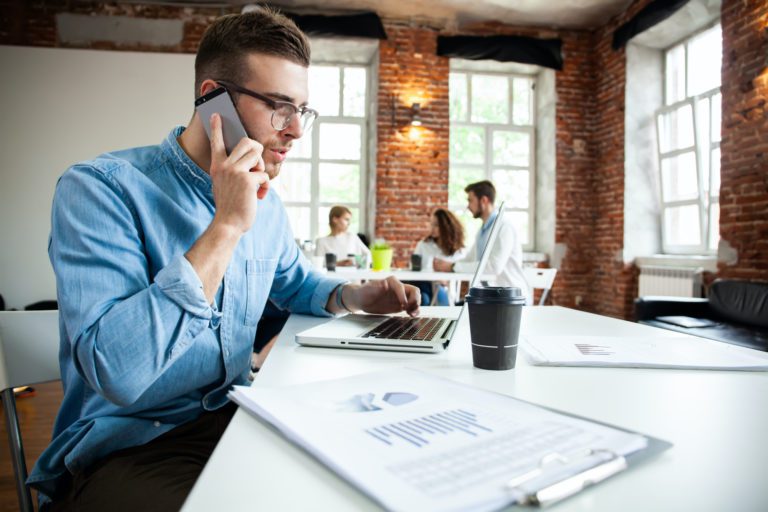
top-left (412, 208), bottom-right (467, 304)
top-left (315, 205), bottom-right (371, 267)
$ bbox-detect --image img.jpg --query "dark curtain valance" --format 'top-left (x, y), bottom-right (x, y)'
top-left (612, 0), bottom-right (690, 50)
top-left (436, 35), bottom-right (563, 70)
top-left (286, 12), bottom-right (387, 39)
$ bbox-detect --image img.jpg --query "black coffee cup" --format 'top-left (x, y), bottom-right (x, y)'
top-left (465, 287), bottom-right (526, 370)
top-left (411, 254), bottom-right (422, 271)
top-left (325, 253), bottom-right (337, 271)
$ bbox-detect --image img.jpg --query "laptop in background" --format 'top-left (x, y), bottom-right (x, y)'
top-left (295, 203), bottom-right (508, 353)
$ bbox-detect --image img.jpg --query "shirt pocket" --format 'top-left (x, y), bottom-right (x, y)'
top-left (244, 258), bottom-right (278, 326)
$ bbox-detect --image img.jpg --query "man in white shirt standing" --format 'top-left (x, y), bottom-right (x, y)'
top-left (433, 180), bottom-right (531, 304)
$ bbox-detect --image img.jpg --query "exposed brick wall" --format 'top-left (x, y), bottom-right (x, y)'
top-left (553, 31), bottom-right (599, 311)
top-left (581, 0), bottom-right (657, 319)
top-left (0, 1), bottom-right (229, 51)
top-left (590, 20), bottom-right (632, 319)
top-left (719, 0), bottom-right (768, 281)
top-left (376, 22), bottom-right (450, 267)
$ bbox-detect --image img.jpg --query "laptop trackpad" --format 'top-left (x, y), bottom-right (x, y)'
top-left (302, 314), bottom-right (390, 337)
top-left (345, 314), bottom-right (390, 335)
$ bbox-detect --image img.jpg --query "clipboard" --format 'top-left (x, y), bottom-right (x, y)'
top-left (229, 369), bottom-right (672, 511)
top-left (503, 401), bottom-right (672, 507)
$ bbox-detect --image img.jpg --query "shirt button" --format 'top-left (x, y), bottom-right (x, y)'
top-left (153, 421), bottom-right (161, 427)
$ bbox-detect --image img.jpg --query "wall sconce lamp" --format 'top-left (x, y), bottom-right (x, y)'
top-left (410, 103), bottom-right (423, 126)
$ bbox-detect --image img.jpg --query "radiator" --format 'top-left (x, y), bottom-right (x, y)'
top-left (638, 265), bottom-right (703, 298)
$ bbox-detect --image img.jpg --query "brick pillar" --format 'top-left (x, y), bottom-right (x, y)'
top-left (554, 31), bottom-right (598, 311)
top-left (719, 0), bottom-right (768, 281)
top-left (376, 22), bottom-right (450, 267)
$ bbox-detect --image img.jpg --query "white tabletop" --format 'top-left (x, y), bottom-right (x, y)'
top-left (183, 306), bottom-right (768, 511)
top-left (324, 266), bottom-right (476, 282)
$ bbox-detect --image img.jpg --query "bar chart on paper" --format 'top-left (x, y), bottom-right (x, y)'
top-left (365, 409), bottom-right (493, 448)
top-left (228, 369), bottom-right (658, 512)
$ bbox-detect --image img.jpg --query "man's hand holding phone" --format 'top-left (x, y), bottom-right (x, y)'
top-left (208, 113), bottom-right (270, 235)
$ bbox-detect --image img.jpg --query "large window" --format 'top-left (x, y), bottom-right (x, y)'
top-left (271, 64), bottom-right (369, 243)
top-left (448, 70), bottom-right (536, 250)
top-left (655, 24), bottom-right (721, 254)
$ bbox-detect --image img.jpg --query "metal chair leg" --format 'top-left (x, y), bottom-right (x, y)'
top-left (2, 387), bottom-right (34, 512)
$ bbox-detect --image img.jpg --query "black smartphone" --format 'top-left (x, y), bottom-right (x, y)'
top-left (194, 87), bottom-right (249, 154)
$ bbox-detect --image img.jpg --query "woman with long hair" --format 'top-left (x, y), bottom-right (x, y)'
top-left (412, 209), bottom-right (467, 305)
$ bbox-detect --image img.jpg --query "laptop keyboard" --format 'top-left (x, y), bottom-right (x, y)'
top-left (362, 317), bottom-right (448, 341)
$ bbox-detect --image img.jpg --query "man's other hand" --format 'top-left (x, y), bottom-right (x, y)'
top-left (344, 277), bottom-right (420, 317)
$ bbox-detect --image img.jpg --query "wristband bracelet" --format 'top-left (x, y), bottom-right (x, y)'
top-left (335, 284), bottom-right (351, 312)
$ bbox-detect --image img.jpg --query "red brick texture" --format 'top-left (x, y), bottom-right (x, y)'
top-left (376, 22), bottom-right (450, 268)
top-left (553, 31), bottom-right (599, 312)
top-left (719, 0), bottom-right (768, 281)
top-left (1, 0), bottom-right (765, 319)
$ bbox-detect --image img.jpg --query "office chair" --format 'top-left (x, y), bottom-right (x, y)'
top-left (0, 310), bottom-right (61, 512)
top-left (24, 300), bottom-right (58, 311)
top-left (522, 267), bottom-right (558, 305)
top-left (254, 300), bottom-right (290, 353)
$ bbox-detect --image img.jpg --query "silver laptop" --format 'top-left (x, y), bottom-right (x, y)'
top-left (295, 202), bottom-right (507, 353)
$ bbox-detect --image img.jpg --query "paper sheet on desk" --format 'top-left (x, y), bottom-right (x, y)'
top-left (229, 369), bottom-right (648, 512)
top-left (522, 335), bottom-right (768, 370)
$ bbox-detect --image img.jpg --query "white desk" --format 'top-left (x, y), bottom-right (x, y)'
top-left (326, 267), bottom-right (476, 305)
top-left (183, 307), bottom-right (768, 511)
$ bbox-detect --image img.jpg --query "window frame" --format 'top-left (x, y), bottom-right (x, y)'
top-left (656, 23), bottom-right (721, 255)
top-left (277, 62), bottom-right (370, 243)
top-left (448, 69), bottom-right (537, 251)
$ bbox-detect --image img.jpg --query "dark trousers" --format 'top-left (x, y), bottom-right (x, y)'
top-left (47, 402), bottom-right (237, 512)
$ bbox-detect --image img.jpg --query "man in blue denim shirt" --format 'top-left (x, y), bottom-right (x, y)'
top-left (31, 9), bottom-right (419, 511)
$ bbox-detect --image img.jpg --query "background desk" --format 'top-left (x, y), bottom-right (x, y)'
top-left (326, 267), bottom-right (476, 305)
top-left (183, 307), bottom-right (768, 511)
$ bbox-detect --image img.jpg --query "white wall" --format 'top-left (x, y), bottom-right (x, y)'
top-left (623, 43), bottom-right (663, 263)
top-left (535, 68), bottom-right (557, 265)
top-left (0, 46), bottom-right (194, 309)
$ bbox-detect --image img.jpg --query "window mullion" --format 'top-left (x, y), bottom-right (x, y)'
top-left (485, 125), bottom-right (493, 182)
top-left (310, 119), bottom-right (321, 241)
top-left (691, 93), bottom-right (708, 254)
top-left (466, 73), bottom-right (472, 122)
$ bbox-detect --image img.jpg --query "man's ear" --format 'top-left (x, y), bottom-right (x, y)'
top-left (198, 79), bottom-right (219, 98)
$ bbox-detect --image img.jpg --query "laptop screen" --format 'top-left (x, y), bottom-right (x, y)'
top-left (445, 201), bottom-right (507, 341)
top-left (470, 201), bottom-right (507, 289)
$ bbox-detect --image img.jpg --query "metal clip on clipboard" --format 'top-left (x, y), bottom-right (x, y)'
top-left (505, 449), bottom-right (628, 507)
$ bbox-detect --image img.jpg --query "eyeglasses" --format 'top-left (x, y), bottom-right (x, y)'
top-left (215, 79), bottom-right (318, 132)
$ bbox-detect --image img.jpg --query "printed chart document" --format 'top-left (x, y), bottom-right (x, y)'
top-left (523, 335), bottom-right (768, 371)
top-left (229, 369), bottom-right (653, 512)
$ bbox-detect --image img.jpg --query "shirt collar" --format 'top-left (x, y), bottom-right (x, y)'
top-left (481, 209), bottom-right (498, 233)
top-left (161, 126), bottom-right (213, 192)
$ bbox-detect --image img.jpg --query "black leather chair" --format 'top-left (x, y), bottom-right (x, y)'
top-left (635, 279), bottom-right (768, 352)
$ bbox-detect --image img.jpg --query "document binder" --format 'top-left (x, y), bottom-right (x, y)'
top-left (499, 403), bottom-right (672, 508)
top-left (229, 369), bottom-right (672, 511)
top-left (505, 449), bottom-right (626, 506)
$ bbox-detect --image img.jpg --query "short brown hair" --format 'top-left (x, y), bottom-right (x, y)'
top-left (194, 8), bottom-right (311, 96)
top-left (429, 208), bottom-right (465, 256)
top-left (328, 205), bottom-right (352, 229)
top-left (464, 180), bottom-right (496, 204)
